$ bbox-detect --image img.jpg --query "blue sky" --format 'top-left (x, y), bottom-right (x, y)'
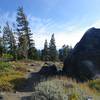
top-left (0, 0), bottom-right (100, 49)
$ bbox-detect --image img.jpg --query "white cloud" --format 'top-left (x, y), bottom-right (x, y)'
top-left (31, 21), bottom-right (87, 49)
top-left (90, 20), bottom-right (100, 28)
top-left (0, 12), bottom-right (16, 27)
top-left (1, 12), bottom-right (100, 49)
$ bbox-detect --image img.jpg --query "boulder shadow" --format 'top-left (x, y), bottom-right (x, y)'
top-left (11, 64), bottom-right (61, 92)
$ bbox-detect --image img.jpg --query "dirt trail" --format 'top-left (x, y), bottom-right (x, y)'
top-left (1, 71), bottom-right (43, 100)
top-left (0, 62), bottom-right (46, 100)
top-left (1, 92), bottom-right (33, 100)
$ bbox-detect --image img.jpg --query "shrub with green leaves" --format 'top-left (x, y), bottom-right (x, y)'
top-left (0, 62), bottom-right (12, 72)
top-left (2, 53), bottom-right (13, 59)
top-left (89, 79), bottom-right (100, 92)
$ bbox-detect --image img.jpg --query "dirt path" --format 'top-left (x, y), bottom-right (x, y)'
top-left (0, 62), bottom-right (46, 100)
top-left (1, 71), bottom-right (43, 100)
top-left (1, 92), bottom-right (33, 100)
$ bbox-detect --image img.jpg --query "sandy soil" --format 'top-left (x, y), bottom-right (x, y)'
top-left (1, 92), bottom-right (33, 100)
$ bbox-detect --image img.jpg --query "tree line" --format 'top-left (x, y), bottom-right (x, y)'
top-left (0, 7), bottom-right (72, 62)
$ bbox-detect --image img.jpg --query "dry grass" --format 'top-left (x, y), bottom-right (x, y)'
top-left (0, 71), bottom-right (25, 91)
top-left (32, 76), bottom-right (100, 100)
top-left (0, 61), bottom-right (99, 100)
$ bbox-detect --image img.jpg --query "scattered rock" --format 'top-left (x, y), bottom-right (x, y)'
top-left (29, 64), bottom-right (35, 66)
top-left (87, 96), bottom-right (93, 100)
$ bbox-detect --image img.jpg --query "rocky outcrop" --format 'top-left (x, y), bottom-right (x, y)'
top-left (63, 27), bottom-right (100, 81)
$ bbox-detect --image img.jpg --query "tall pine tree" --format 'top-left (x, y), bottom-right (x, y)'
top-left (16, 6), bottom-right (33, 59)
top-left (49, 34), bottom-right (58, 61)
top-left (0, 26), bottom-right (1, 34)
top-left (0, 26), bottom-right (3, 57)
top-left (42, 39), bottom-right (50, 61)
top-left (3, 22), bottom-right (16, 58)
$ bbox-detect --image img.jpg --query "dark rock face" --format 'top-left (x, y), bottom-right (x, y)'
top-left (63, 27), bottom-right (100, 81)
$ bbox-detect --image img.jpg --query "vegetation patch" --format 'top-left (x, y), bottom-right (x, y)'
top-left (88, 79), bottom-right (100, 92)
top-left (0, 62), bottom-right (12, 72)
top-left (2, 54), bottom-right (13, 60)
top-left (0, 71), bottom-right (25, 91)
top-left (32, 77), bottom-right (99, 100)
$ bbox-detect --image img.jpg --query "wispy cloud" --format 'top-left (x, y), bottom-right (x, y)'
top-left (0, 11), bottom-right (16, 27)
top-left (1, 11), bottom-right (100, 49)
top-left (28, 15), bottom-right (87, 49)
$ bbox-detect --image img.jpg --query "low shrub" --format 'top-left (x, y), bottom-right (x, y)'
top-left (89, 79), bottom-right (100, 92)
top-left (68, 93), bottom-right (80, 100)
top-left (0, 62), bottom-right (12, 72)
top-left (2, 53), bottom-right (13, 59)
top-left (31, 78), bottom-right (94, 100)
top-left (32, 79), bottom-right (68, 100)
top-left (0, 81), bottom-right (13, 91)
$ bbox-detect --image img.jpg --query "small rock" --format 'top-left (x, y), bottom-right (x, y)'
top-left (87, 96), bottom-right (93, 100)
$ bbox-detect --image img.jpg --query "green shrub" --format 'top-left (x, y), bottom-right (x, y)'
top-left (89, 79), bottom-right (100, 92)
top-left (68, 93), bottom-right (80, 100)
top-left (0, 62), bottom-right (12, 72)
top-left (2, 54), bottom-right (13, 59)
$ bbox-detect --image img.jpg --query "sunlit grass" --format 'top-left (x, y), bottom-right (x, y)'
top-left (32, 76), bottom-right (100, 100)
top-left (0, 61), bottom-right (99, 100)
top-left (0, 71), bottom-right (25, 91)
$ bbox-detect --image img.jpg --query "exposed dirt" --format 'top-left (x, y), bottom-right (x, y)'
top-left (1, 92), bottom-right (33, 100)
top-left (0, 61), bottom-right (62, 100)
top-left (1, 71), bottom-right (41, 100)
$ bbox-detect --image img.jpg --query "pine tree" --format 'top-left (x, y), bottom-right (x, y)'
top-left (42, 40), bottom-right (49, 61)
top-left (3, 22), bottom-right (16, 58)
top-left (27, 29), bottom-right (35, 59)
top-left (3, 24), bottom-right (9, 53)
top-left (0, 26), bottom-right (3, 57)
top-left (49, 34), bottom-right (58, 61)
top-left (16, 6), bottom-right (33, 59)
top-left (28, 41), bottom-right (36, 60)
top-left (59, 45), bottom-right (72, 61)
top-left (0, 26), bottom-right (1, 34)
top-left (12, 23), bottom-right (18, 60)
top-left (0, 37), bottom-right (3, 57)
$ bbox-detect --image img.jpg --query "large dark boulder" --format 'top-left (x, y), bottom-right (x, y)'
top-left (63, 27), bottom-right (100, 81)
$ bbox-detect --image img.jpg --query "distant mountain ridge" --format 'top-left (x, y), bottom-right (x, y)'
top-left (63, 27), bottom-right (100, 81)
